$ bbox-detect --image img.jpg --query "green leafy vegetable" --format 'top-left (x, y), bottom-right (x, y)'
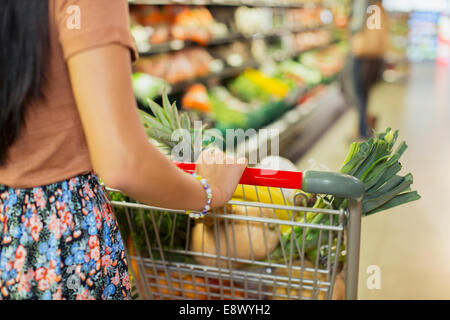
top-left (271, 128), bottom-right (421, 266)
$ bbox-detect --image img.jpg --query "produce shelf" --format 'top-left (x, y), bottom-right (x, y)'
top-left (129, 0), bottom-right (345, 159)
top-left (129, 0), bottom-right (324, 8)
top-left (147, 39), bottom-right (340, 97)
top-left (138, 34), bottom-right (243, 56)
top-left (137, 25), bottom-right (331, 56)
top-left (272, 37), bottom-right (340, 62)
top-left (164, 60), bottom-right (259, 96)
top-left (235, 83), bottom-right (347, 162)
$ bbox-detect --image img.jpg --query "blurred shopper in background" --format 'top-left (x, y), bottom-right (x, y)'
top-left (342, 0), bottom-right (390, 139)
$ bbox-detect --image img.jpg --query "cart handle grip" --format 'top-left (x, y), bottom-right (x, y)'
top-left (175, 162), bottom-right (364, 200)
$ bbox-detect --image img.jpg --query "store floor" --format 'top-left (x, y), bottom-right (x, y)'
top-left (296, 62), bottom-right (450, 299)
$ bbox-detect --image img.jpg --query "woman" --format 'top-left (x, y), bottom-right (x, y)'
top-left (0, 1), bottom-right (246, 300)
top-left (342, 0), bottom-right (389, 139)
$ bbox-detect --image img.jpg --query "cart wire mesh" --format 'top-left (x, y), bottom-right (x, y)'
top-left (107, 182), bottom-right (352, 300)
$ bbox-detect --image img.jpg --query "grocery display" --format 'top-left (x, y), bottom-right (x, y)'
top-left (128, 1), bottom-right (346, 144)
top-left (134, 47), bottom-right (214, 84)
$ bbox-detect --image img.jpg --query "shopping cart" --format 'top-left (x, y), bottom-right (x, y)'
top-left (106, 163), bottom-right (364, 300)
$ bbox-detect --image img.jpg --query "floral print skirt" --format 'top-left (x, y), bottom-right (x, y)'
top-left (0, 172), bottom-right (131, 300)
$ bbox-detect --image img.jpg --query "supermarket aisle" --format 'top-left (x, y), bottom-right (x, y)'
top-left (296, 62), bottom-right (450, 299)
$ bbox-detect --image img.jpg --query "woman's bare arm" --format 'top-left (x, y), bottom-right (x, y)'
top-left (67, 44), bottom-right (246, 210)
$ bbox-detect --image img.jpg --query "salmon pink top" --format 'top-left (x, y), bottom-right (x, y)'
top-left (0, 0), bottom-right (137, 188)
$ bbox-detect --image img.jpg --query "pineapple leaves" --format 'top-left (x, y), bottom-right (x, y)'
top-left (139, 89), bottom-right (213, 161)
top-left (171, 101), bottom-right (182, 130)
top-left (180, 112), bottom-right (191, 132)
top-left (146, 98), bottom-right (171, 129)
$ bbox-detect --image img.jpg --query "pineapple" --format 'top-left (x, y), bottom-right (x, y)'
top-left (138, 87), bottom-right (211, 162)
top-left (139, 89), bottom-right (294, 214)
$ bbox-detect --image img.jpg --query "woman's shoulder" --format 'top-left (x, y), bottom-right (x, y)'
top-left (48, 0), bottom-right (136, 62)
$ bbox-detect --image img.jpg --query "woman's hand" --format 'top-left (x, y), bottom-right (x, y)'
top-left (196, 149), bottom-right (248, 208)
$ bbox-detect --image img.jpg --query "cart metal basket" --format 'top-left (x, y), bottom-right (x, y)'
top-left (107, 163), bottom-right (363, 300)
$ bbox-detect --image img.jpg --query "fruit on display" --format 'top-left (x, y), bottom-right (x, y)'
top-left (132, 73), bottom-right (166, 103)
top-left (131, 41), bottom-right (344, 96)
top-left (243, 69), bottom-right (290, 99)
top-left (205, 86), bottom-right (250, 129)
top-left (129, 2), bottom-right (341, 99)
top-left (129, 3), bottom-right (332, 54)
top-left (135, 47), bottom-right (213, 84)
top-left (172, 46), bottom-right (346, 130)
top-left (229, 69), bottom-right (290, 103)
top-left (209, 41), bottom-right (251, 67)
top-left (270, 43), bottom-right (346, 88)
top-left (181, 83), bottom-right (212, 112)
top-left (299, 44), bottom-right (347, 79)
top-left (234, 6), bottom-right (325, 35)
top-left (130, 5), bottom-right (228, 47)
top-left (228, 73), bottom-right (273, 104)
top-left (277, 60), bottom-right (322, 85)
top-left (129, 3), bottom-right (347, 138)
top-left (205, 82), bottom-right (287, 133)
top-left (131, 5), bottom-right (171, 45)
top-left (170, 6), bottom-right (218, 45)
top-left (285, 7), bottom-right (324, 29)
top-left (296, 84), bottom-right (327, 105)
top-left (234, 7), bottom-right (275, 35)
top-left (208, 86), bottom-right (254, 113)
top-left (291, 29), bottom-right (332, 52)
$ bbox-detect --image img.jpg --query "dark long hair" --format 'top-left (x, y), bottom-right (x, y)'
top-left (0, 1), bottom-right (49, 164)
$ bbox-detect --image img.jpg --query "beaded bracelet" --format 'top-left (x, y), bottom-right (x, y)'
top-left (186, 173), bottom-right (212, 219)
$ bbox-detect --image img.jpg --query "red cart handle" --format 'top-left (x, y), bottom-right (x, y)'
top-left (175, 162), bottom-right (365, 199)
top-left (175, 162), bottom-right (303, 190)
